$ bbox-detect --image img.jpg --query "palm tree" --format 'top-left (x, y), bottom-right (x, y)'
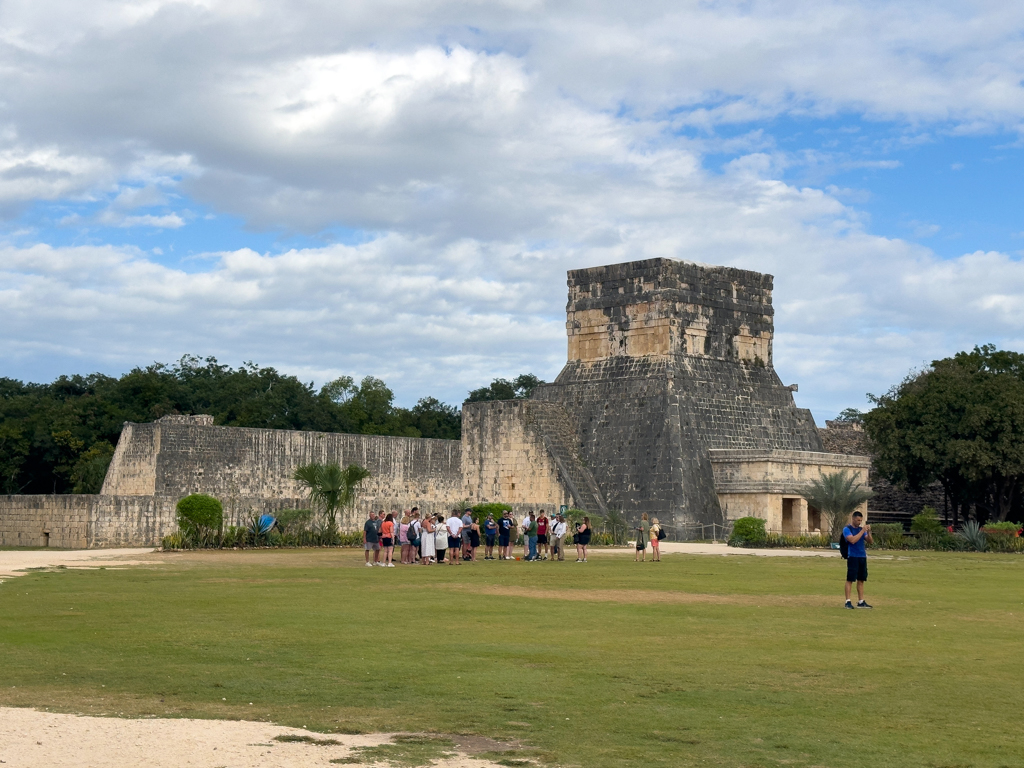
top-left (801, 470), bottom-right (874, 542)
top-left (293, 462), bottom-right (371, 531)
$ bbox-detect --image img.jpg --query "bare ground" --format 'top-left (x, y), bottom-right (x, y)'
top-left (0, 707), bottom-right (510, 768)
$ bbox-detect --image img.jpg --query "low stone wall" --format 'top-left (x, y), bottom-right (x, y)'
top-left (0, 493), bottom-right (441, 549)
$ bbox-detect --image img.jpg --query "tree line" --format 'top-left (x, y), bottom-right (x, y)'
top-left (862, 345), bottom-right (1024, 525)
top-left (0, 355), bottom-right (542, 496)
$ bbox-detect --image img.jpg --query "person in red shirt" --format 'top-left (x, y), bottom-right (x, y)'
top-left (536, 512), bottom-right (550, 560)
top-left (380, 513), bottom-right (396, 567)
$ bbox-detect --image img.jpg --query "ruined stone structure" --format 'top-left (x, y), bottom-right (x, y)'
top-left (465, 258), bottom-right (868, 534)
top-left (1, 257), bottom-right (873, 547)
top-left (819, 419), bottom-right (944, 526)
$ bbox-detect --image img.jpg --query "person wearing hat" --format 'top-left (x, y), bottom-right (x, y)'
top-left (843, 511), bottom-right (873, 609)
top-left (484, 513), bottom-right (498, 559)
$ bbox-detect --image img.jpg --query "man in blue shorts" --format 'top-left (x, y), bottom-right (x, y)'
top-left (843, 511), bottom-right (873, 609)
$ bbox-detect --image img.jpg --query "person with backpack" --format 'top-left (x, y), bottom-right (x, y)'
top-left (842, 511), bottom-right (873, 609)
top-left (650, 517), bottom-right (664, 561)
top-left (635, 513), bottom-right (650, 562)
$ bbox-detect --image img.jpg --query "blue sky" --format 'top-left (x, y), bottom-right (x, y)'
top-left (2, 1), bottom-right (1024, 421)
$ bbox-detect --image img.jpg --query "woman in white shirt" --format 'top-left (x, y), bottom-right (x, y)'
top-left (420, 514), bottom-right (436, 564)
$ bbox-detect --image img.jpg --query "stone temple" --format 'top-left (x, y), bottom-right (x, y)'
top-left (0, 258), bottom-right (868, 548)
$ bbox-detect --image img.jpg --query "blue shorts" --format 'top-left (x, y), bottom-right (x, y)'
top-left (498, 534), bottom-right (510, 547)
top-left (846, 557), bottom-right (868, 582)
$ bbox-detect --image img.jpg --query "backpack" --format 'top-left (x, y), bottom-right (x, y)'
top-left (408, 522), bottom-right (420, 545)
top-left (839, 530), bottom-right (849, 560)
top-left (656, 527), bottom-right (666, 541)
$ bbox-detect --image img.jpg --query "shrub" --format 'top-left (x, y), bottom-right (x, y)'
top-left (176, 494), bottom-right (223, 533)
top-left (728, 516), bottom-right (767, 547)
top-left (956, 520), bottom-right (988, 552)
top-left (910, 506), bottom-right (945, 535)
top-left (982, 523), bottom-right (1021, 553)
top-left (871, 523), bottom-right (906, 550)
top-left (472, 502), bottom-right (513, 518)
top-left (161, 531), bottom-right (186, 550)
top-left (275, 508), bottom-right (314, 533)
top-left (760, 532), bottom-right (830, 548)
top-left (916, 530), bottom-right (957, 551)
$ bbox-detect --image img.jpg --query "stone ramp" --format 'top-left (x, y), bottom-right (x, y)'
top-left (524, 402), bottom-right (608, 515)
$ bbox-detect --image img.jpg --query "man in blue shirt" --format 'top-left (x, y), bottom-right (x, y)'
top-left (843, 511), bottom-right (873, 609)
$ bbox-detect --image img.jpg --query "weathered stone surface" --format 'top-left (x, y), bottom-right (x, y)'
top-left (0, 257), bottom-right (880, 547)
top-left (532, 257), bottom-right (827, 532)
top-left (103, 415), bottom-right (465, 526)
top-left (462, 400), bottom-right (605, 513)
top-left (818, 420), bottom-right (945, 522)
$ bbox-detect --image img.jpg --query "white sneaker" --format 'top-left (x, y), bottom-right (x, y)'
top-left (365, 562), bottom-right (373, 567)
top-left (386, 563), bottom-right (395, 567)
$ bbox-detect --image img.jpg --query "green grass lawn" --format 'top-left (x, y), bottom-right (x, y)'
top-left (1, 549), bottom-right (1022, 767)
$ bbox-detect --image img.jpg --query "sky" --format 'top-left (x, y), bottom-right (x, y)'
top-left (2, 0), bottom-right (1024, 421)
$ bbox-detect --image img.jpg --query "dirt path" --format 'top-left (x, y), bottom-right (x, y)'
top-left (0, 548), bottom-right (158, 578)
top-left (0, 707), bottom-right (504, 768)
top-left (588, 541), bottom-right (840, 557)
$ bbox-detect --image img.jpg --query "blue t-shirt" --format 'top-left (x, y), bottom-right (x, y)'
top-left (485, 520), bottom-right (498, 537)
top-left (843, 525), bottom-right (867, 558)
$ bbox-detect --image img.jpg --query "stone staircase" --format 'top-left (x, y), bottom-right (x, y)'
top-left (524, 402), bottom-right (608, 515)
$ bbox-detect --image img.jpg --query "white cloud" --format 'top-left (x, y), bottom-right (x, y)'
top-left (0, 0), bottom-right (1022, 418)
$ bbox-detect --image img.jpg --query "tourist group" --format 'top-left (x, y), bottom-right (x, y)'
top-left (361, 508), bottom-right (596, 566)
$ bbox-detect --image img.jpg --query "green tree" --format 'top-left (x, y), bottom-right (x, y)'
top-left (801, 470), bottom-right (874, 542)
top-left (70, 442), bottom-right (115, 493)
top-left (0, 357), bottom-right (460, 494)
top-left (864, 345), bottom-right (1024, 524)
top-left (835, 408), bottom-right (864, 423)
top-left (293, 462), bottom-right (371, 531)
top-left (466, 374), bottom-right (544, 402)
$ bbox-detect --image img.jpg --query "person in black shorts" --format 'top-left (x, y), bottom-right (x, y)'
top-left (536, 511), bottom-right (550, 560)
top-left (843, 511), bottom-right (873, 609)
top-left (484, 513), bottom-right (498, 559)
top-left (498, 510), bottom-right (513, 560)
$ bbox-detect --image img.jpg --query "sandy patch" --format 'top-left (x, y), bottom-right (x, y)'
top-left (587, 542), bottom-right (840, 557)
top-left (451, 584), bottom-right (837, 607)
top-left (0, 707), bottom-right (506, 768)
top-left (0, 549), bottom-right (158, 579)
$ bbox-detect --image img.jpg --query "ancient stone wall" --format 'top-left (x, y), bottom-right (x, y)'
top-left (818, 420), bottom-right (945, 518)
top-left (100, 415), bottom-right (464, 527)
top-left (566, 258), bottom-right (774, 364)
top-left (0, 494), bottom-right (312, 548)
top-left (710, 449), bottom-right (871, 531)
top-left (532, 257), bottom-right (824, 532)
top-left (462, 401), bottom-right (574, 511)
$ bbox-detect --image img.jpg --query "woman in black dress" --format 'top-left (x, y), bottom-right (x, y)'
top-left (575, 516), bottom-right (591, 562)
top-left (469, 517), bottom-right (482, 561)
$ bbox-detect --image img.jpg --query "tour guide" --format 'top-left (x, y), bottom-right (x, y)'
top-left (843, 511), bottom-right (873, 609)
